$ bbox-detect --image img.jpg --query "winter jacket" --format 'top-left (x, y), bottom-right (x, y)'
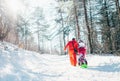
top-left (78, 42), bottom-right (86, 57)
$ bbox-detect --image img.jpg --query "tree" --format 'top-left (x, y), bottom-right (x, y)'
top-left (88, 0), bottom-right (100, 53)
top-left (32, 7), bottom-right (49, 53)
top-left (0, 1), bottom-right (10, 41)
top-left (83, 0), bottom-right (93, 53)
top-left (16, 14), bottom-right (31, 49)
top-left (97, 0), bottom-right (120, 54)
top-left (114, 0), bottom-right (120, 55)
top-left (73, 0), bottom-right (80, 40)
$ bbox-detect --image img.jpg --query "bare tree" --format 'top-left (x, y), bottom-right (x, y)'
top-left (83, 0), bottom-right (93, 53)
top-left (0, 11), bottom-right (10, 41)
top-left (73, 0), bottom-right (80, 40)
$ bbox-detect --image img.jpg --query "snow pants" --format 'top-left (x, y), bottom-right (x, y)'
top-left (68, 49), bottom-right (77, 66)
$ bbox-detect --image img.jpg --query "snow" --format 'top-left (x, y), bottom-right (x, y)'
top-left (0, 42), bottom-right (120, 81)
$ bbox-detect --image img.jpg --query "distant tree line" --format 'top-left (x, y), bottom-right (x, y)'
top-left (55, 0), bottom-right (120, 55)
top-left (0, 0), bottom-right (49, 53)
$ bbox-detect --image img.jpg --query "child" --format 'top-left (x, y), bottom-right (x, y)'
top-left (78, 40), bottom-right (87, 66)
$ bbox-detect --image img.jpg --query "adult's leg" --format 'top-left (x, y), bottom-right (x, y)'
top-left (69, 50), bottom-right (77, 66)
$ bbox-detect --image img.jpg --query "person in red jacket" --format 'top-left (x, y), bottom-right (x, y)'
top-left (64, 38), bottom-right (78, 66)
top-left (78, 40), bottom-right (87, 65)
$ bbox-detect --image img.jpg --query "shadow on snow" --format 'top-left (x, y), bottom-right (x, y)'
top-left (88, 63), bottom-right (120, 72)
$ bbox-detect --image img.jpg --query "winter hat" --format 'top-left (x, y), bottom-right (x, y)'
top-left (79, 39), bottom-right (83, 42)
top-left (72, 38), bottom-right (75, 41)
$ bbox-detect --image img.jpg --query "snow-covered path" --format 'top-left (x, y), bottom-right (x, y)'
top-left (0, 42), bottom-right (120, 81)
top-left (28, 54), bottom-right (120, 81)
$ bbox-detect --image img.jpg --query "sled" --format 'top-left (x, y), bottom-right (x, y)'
top-left (80, 64), bottom-right (88, 68)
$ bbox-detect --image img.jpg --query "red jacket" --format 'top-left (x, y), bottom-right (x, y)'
top-left (64, 40), bottom-right (79, 66)
top-left (64, 40), bottom-right (78, 54)
top-left (78, 42), bottom-right (86, 57)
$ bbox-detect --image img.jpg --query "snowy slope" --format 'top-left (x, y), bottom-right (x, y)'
top-left (0, 42), bottom-right (120, 81)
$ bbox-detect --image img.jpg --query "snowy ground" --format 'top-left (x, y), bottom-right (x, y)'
top-left (0, 42), bottom-right (120, 81)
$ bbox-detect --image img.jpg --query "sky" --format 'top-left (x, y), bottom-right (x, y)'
top-left (0, 41), bottom-right (120, 81)
top-left (3, 0), bottom-right (56, 22)
top-left (4, 0), bottom-right (55, 13)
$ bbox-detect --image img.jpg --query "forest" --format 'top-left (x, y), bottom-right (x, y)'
top-left (0, 0), bottom-right (120, 55)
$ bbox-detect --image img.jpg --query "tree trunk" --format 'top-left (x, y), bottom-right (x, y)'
top-left (83, 0), bottom-right (93, 53)
top-left (38, 27), bottom-right (40, 52)
top-left (115, 0), bottom-right (120, 54)
top-left (73, 0), bottom-right (80, 40)
top-left (60, 8), bottom-right (64, 55)
top-left (115, 0), bottom-right (120, 18)
top-left (105, 1), bottom-right (113, 53)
